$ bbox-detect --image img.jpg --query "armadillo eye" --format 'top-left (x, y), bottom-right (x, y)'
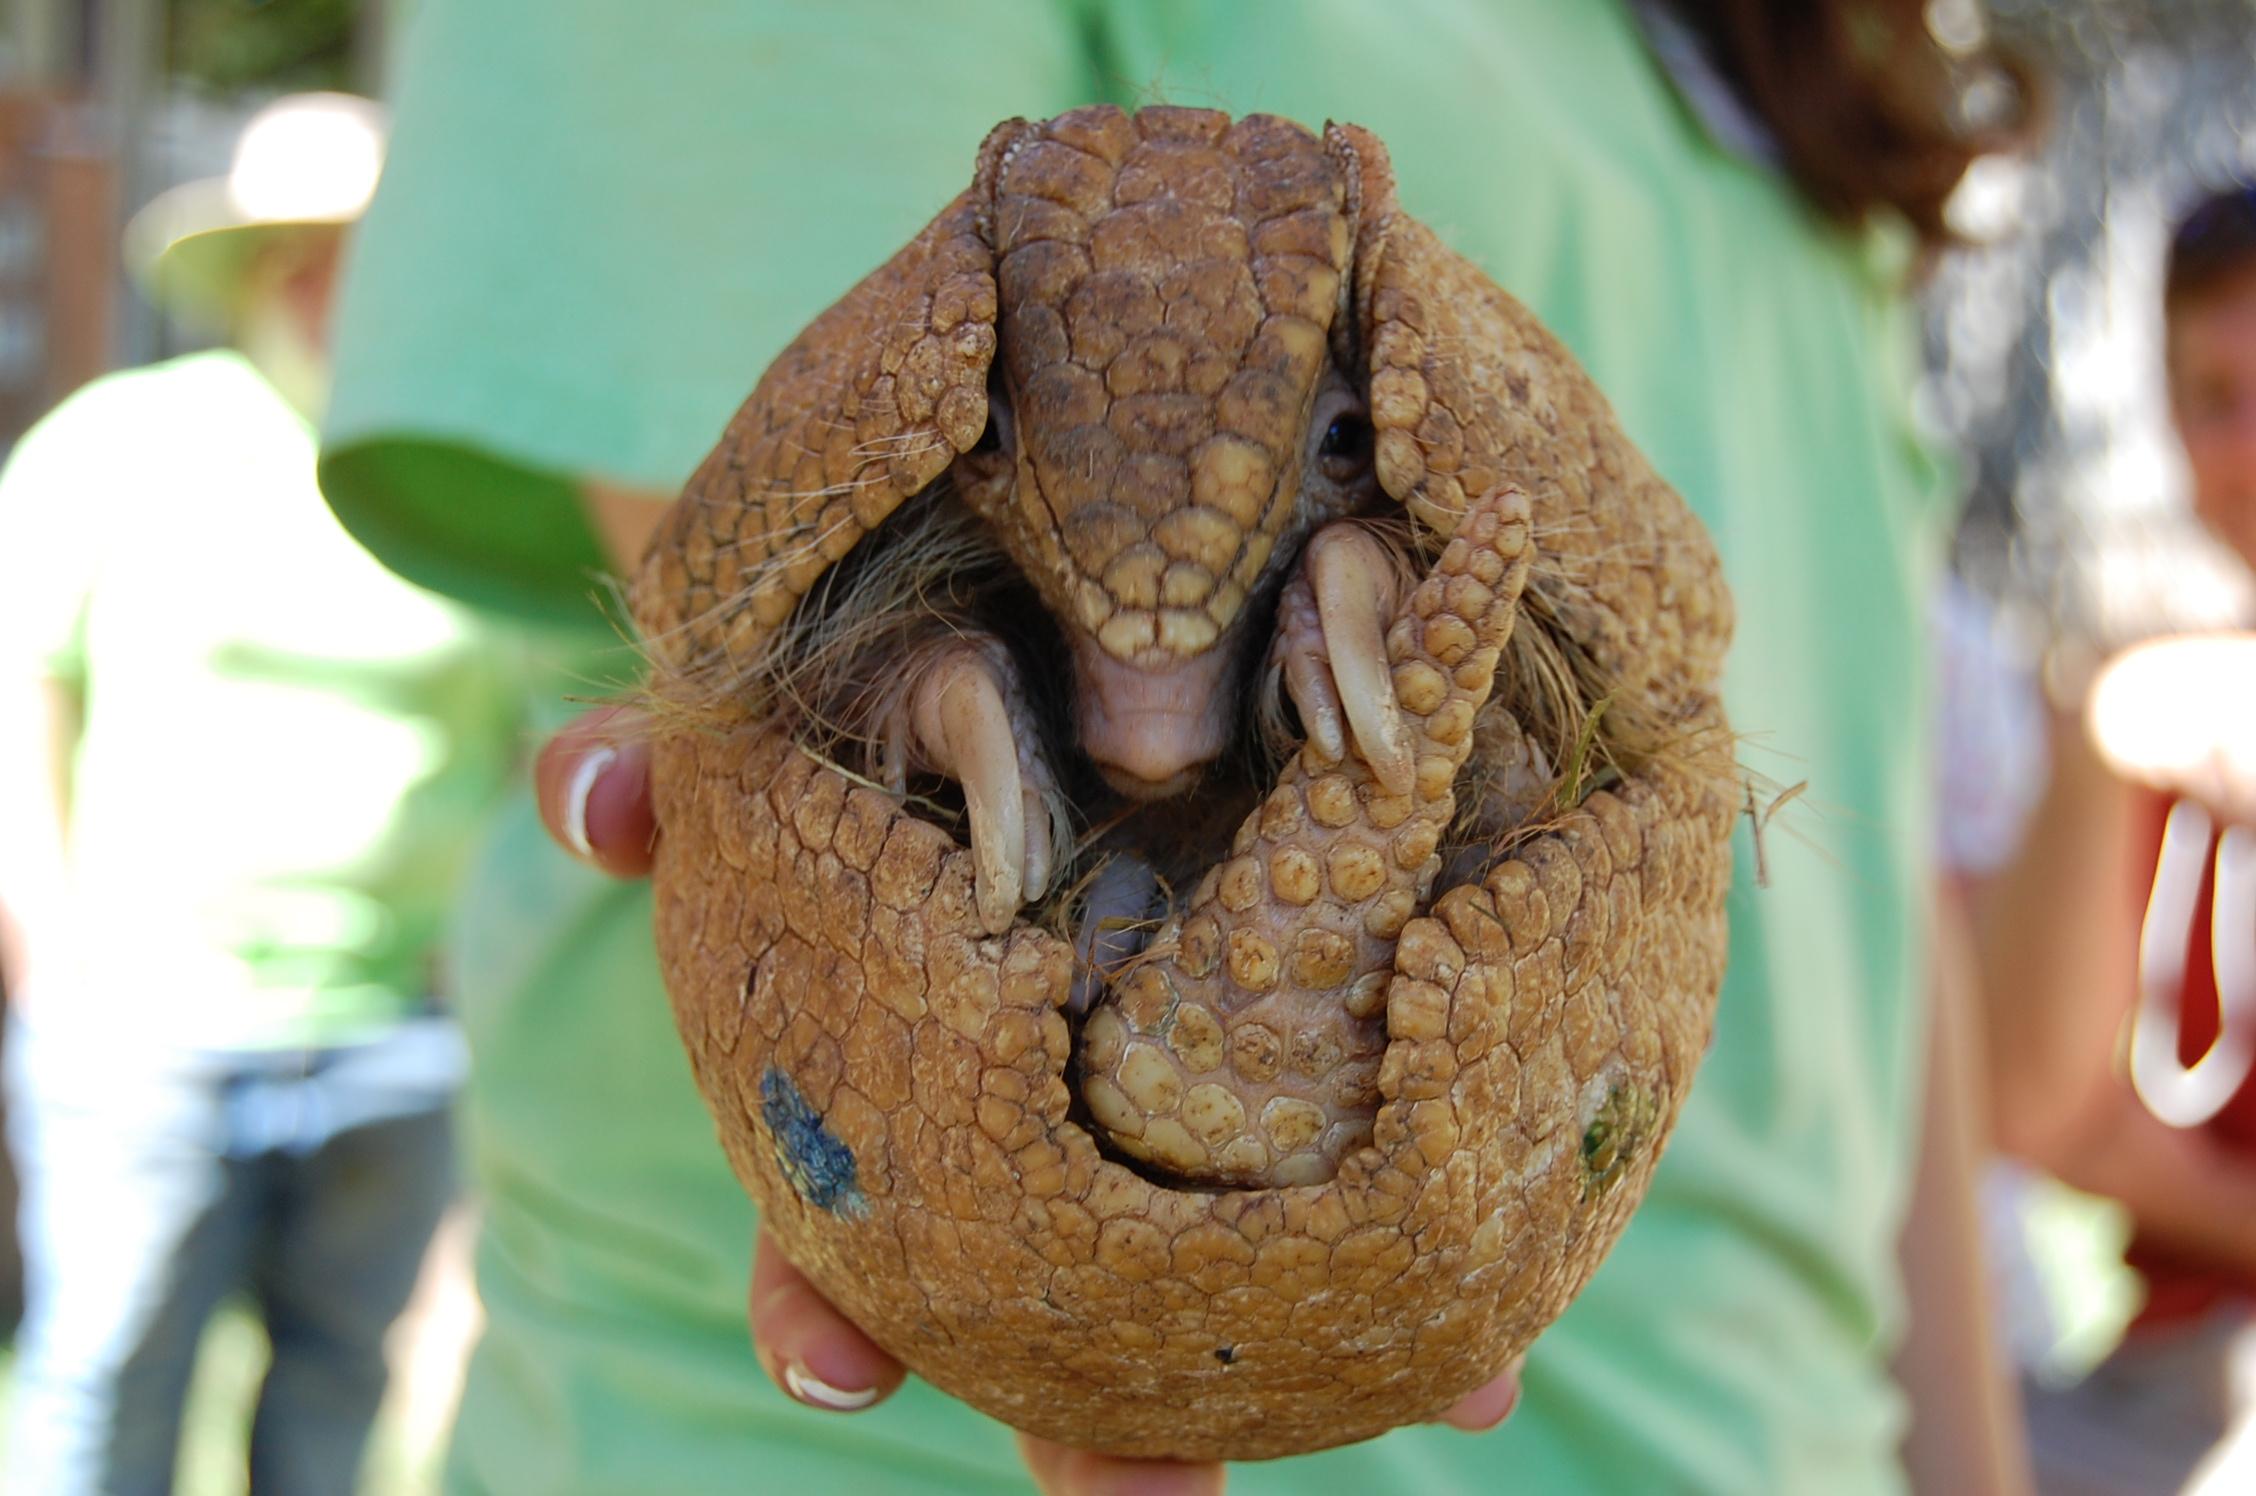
top-left (1317, 412), bottom-right (1373, 474)
top-left (1319, 414), bottom-right (1371, 458)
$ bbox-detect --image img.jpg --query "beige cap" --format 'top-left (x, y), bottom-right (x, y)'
top-left (125, 91), bottom-right (387, 326)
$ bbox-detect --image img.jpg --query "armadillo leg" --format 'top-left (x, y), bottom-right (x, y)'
top-left (1080, 486), bottom-right (1534, 1187)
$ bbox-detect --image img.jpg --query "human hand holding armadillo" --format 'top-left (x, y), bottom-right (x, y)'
top-left (629, 105), bottom-right (1737, 1460)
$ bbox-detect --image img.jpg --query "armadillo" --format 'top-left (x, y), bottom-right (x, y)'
top-left (632, 104), bottom-right (1737, 1461)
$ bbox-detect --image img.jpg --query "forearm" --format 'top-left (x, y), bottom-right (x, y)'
top-left (1970, 701), bottom-right (2256, 1275)
top-left (1972, 709), bottom-right (2141, 1157)
top-left (2036, 1080), bottom-right (2256, 1278)
top-left (0, 674), bottom-right (79, 990)
top-left (1898, 895), bottom-right (2032, 1496)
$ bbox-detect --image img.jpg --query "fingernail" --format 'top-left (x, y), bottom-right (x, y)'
top-left (782, 1362), bottom-right (878, 1412)
top-left (562, 745), bottom-right (617, 858)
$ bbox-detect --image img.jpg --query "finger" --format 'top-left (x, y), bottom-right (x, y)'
top-left (747, 1227), bottom-right (905, 1413)
top-left (1435, 1357), bottom-right (1524, 1432)
top-left (1310, 528), bottom-right (1413, 795)
top-left (534, 707), bottom-right (659, 878)
top-left (1015, 1432), bottom-right (1225, 1496)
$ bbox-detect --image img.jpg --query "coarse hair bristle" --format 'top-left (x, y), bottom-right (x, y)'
top-left (632, 478), bottom-right (1742, 902)
top-left (633, 483), bottom-right (1011, 746)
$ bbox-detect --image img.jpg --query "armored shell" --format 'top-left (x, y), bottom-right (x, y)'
top-left (635, 106), bottom-right (1736, 1460)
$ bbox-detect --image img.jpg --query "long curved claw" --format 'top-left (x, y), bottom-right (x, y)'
top-left (1021, 779), bottom-right (1056, 905)
top-left (1312, 528), bottom-right (1414, 795)
top-left (1275, 525), bottom-right (1413, 795)
top-left (895, 643), bottom-right (1066, 935)
top-left (911, 653), bottom-right (1026, 935)
top-left (1272, 571), bottom-right (1348, 764)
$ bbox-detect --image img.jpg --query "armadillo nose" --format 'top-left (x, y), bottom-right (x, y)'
top-left (1095, 758), bottom-right (1202, 801)
top-left (1073, 638), bottom-right (1234, 802)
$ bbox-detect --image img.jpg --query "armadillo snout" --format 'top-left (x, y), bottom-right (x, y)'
top-left (1071, 636), bottom-right (1239, 796)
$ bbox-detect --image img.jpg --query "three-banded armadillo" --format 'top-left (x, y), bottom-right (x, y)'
top-left (633, 104), bottom-right (1737, 1460)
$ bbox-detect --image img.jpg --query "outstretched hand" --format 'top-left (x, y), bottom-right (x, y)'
top-left (534, 708), bottom-right (1525, 1495)
top-left (2086, 633), bottom-right (2256, 826)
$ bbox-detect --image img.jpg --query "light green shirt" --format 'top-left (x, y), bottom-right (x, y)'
top-left (324, 2), bottom-right (1945, 1489)
top-left (0, 350), bottom-right (525, 1048)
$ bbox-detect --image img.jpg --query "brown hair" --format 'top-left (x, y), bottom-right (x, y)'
top-left (2167, 184), bottom-right (2256, 316)
top-left (1669, 0), bottom-right (2040, 250)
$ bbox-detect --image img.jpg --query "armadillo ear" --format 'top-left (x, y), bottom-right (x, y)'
top-left (1324, 121), bottom-right (1569, 539)
top-left (1323, 121), bottom-right (1732, 714)
top-left (635, 120), bottom-right (1036, 679)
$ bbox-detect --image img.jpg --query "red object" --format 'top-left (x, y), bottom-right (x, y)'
top-left (2123, 788), bottom-right (2256, 1330)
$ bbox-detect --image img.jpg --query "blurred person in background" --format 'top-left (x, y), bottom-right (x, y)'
top-left (1972, 182), bottom-right (2256, 1496)
top-left (319, 3), bottom-right (2033, 1493)
top-left (0, 92), bottom-right (522, 1494)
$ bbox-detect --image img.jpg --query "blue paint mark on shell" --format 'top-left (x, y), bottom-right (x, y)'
top-left (760, 1067), bottom-right (866, 1217)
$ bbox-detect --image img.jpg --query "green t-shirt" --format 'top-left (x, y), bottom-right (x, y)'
top-left (324, 2), bottom-right (1944, 1490)
top-left (0, 350), bottom-right (525, 1048)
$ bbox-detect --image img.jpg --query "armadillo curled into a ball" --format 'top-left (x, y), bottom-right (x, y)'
top-left (632, 105), bottom-right (1738, 1461)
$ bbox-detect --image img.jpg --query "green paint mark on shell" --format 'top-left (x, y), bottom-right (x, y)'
top-left (1580, 1082), bottom-right (1659, 1201)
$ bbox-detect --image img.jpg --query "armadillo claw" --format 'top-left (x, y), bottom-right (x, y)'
top-left (903, 641), bottom-right (1062, 935)
top-left (1270, 523), bottom-right (1414, 795)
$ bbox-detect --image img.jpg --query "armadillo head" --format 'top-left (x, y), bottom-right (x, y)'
top-left (951, 108), bottom-right (1375, 798)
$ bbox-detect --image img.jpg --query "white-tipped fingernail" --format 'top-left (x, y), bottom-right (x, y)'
top-left (562, 746), bottom-right (617, 859)
top-left (783, 1362), bottom-right (879, 1411)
